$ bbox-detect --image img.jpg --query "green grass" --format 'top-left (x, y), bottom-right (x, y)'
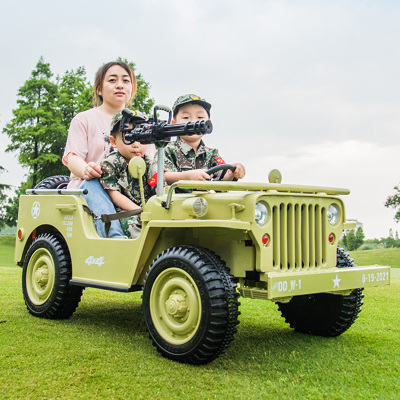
top-left (0, 235), bottom-right (15, 267)
top-left (1, 242), bottom-right (399, 399)
top-left (350, 247), bottom-right (400, 269)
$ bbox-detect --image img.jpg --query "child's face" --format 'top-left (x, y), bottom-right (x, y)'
top-left (110, 132), bottom-right (147, 161)
top-left (173, 103), bottom-right (209, 124)
top-left (173, 103), bottom-right (209, 144)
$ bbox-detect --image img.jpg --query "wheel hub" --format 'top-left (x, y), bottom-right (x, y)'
top-left (165, 292), bottom-right (188, 318)
top-left (34, 267), bottom-right (49, 284)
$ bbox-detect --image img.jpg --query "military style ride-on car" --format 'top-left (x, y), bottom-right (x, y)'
top-left (15, 106), bottom-right (390, 365)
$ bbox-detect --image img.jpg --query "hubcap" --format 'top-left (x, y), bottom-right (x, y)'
top-left (165, 291), bottom-right (188, 318)
top-left (26, 248), bottom-right (56, 305)
top-left (150, 267), bottom-right (202, 345)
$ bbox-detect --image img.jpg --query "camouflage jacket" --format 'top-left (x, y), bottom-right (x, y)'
top-left (100, 152), bottom-right (158, 239)
top-left (163, 137), bottom-right (225, 173)
top-left (100, 151), bottom-right (157, 210)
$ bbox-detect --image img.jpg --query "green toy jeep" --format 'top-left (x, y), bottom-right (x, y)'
top-left (15, 107), bottom-right (390, 365)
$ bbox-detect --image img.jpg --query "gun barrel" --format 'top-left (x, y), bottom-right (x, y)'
top-left (123, 120), bottom-right (213, 144)
top-left (161, 120), bottom-right (213, 136)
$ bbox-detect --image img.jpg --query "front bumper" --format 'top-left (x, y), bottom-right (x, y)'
top-left (238, 265), bottom-right (390, 301)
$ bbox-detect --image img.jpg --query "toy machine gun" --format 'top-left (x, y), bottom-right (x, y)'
top-left (120, 105), bottom-right (213, 196)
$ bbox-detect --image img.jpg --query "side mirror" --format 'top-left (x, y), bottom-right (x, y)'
top-left (128, 157), bottom-right (147, 206)
top-left (268, 169), bottom-right (282, 184)
top-left (128, 157), bottom-right (146, 179)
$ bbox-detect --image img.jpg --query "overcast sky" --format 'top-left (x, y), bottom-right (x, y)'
top-left (1, 0), bottom-right (399, 239)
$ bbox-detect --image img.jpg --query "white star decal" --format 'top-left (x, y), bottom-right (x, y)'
top-left (333, 274), bottom-right (341, 288)
top-left (31, 201), bottom-right (41, 219)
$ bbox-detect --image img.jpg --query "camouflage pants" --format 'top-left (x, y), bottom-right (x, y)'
top-left (120, 215), bottom-right (142, 239)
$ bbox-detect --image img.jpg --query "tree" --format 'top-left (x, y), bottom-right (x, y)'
top-left (355, 227), bottom-right (365, 249)
top-left (57, 66), bottom-right (92, 128)
top-left (3, 57), bottom-right (67, 187)
top-left (385, 184), bottom-right (400, 222)
top-left (339, 233), bottom-right (347, 250)
top-left (346, 230), bottom-right (358, 251)
top-left (0, 166), bottom-right (11, 229)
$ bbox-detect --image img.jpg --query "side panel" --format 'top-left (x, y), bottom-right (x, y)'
top-left (15, 195), bottom-right (150, 289)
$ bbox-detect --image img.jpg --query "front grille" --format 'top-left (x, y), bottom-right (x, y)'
top-left (272, 203), bottom-right (327, 271)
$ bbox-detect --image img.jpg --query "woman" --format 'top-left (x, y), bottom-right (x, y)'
top-left (63, 61), bottom-right (136, 238)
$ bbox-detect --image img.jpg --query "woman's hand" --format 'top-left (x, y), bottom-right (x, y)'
top-left (82, 162), bottom-right (102, 180)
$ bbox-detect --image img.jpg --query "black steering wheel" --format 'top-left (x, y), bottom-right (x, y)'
top-left (206, 164), bottom-right (237, 181)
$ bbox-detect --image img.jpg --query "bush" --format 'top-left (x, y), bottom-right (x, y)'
top-left (0, 235), bottom-right (15, 245)
top-left (0, 226), bottom-right (16, 236)
top-left (358, 243), bottom-right (381, 251)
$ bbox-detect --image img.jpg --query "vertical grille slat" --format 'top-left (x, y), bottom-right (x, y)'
top-left (295, 204), bottom-right (302, 269)
top-left (273, 206), bottom-right (280, 267)
top-left (288, 204), bottom-right (295, 269)
top-left (272, 201), bottom-right (327, 271)
top-left (302, 205), bottom-right (310, 268)
top-left (315, 205), bottom-right (322, 266)
top-left (309, 205), bottom-right (315, 268)
top-left (280, 204), bottom-right (287, 269)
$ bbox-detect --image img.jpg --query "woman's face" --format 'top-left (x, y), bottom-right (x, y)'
top-left (98, 65), bottom-right (133, 108)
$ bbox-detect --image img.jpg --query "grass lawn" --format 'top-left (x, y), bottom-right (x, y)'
top-left (350, 247), bottom-right (400, 271)
top-left (1, 238), bottom-right (399, 399)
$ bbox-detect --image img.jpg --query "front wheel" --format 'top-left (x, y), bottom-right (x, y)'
top-left (142, 245), bottom-right (240, 364)
top-left (22, 233), bottom-right (83, 319)
top-left (276, 247), bottom-right (364, 337)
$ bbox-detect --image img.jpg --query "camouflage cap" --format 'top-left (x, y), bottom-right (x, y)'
top-left (110, 109), bottom-right (148, 132)
top-left (172, 94), bottom-right (211, 117)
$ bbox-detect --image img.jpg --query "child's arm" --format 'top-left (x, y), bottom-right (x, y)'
top-left (165, 169), bottom-right (211, 185)
top-left (106, 189), bottom-right (142, 211)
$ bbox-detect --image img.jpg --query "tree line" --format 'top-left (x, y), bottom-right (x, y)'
top-left (0, 57), bottom-right (154, 228)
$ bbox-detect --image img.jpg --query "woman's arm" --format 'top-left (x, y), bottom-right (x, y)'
top-left (66, 153), bottom-right (102, 180)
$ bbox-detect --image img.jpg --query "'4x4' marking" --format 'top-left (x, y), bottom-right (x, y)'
top-left (85, 256), bottom-right (105, 267)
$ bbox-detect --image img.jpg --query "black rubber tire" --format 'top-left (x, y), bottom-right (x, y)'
top-left (22, 233), bottom-right (83, 319)
top-left (276, 247), bottom-right (364, 337)
top-left (142, 245), bottom-right (240, 365)
top-left (34, 175), bottom-right (70, 189)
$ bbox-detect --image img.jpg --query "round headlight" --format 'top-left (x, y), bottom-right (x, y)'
top-left (327, 204), bottom-right (339, 225)
top-left (255, 202), bottom-right (268, 226)
top-left (182, 197), bottom-right (208, 217)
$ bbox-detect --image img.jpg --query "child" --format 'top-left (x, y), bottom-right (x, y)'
top-left (100, 110), bottom-right (158, 239)
top-left (163, 94), bottom-right (246, 185)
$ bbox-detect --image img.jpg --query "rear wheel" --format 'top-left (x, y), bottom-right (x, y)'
top-left (276, 247), bottom-right (364, 337)
top-left (142, 245), bottom-right (240, 364)
top-left (22, 233), bottom-right (83, 319)
top-left (34, 175), bottom-right (70, 189)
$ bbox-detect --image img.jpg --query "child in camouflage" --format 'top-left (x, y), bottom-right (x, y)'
top-left (163, 94), bottom-right (246, 184)
top-left (100, 110), bottom-right (158, 239)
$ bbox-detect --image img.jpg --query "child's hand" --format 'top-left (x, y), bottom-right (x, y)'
top-left (232, 163), bottom-right (246, 179)
top-left (188, 169), bottom-right (211, 181)
top-left (224, 163), bottom-right (245, 180)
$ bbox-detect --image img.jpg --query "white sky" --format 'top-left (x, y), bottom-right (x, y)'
top-left (0, 0), bottom-right (399, 239)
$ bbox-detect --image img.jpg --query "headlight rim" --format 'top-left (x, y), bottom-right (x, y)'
top-left (255, 201), bottom-right (269, 226)
top-left (327, 203), bottom-right (339, 226)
